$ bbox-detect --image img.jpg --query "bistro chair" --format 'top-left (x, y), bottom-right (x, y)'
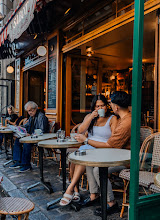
top-left (0, 176), bottom-right (3, 183)
top-left (111, 126), bottom-right (153, 217)
top-left (119, 131), bottom-right (160, 218)
top-left (31, 120), bottom-right (57, 166)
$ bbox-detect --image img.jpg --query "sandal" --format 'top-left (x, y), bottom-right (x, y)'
top-left (73, 192), bottom-right (80, 202)
top-left (59, 193), bottom-right (74, 206)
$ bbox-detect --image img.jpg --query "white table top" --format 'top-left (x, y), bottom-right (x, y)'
top-left (19, 133), bottom-right (57, 144)
top-left (38, 139), bottom-right (81, 149)
top-left (69, 148), bottom-right (131, 167)
top-left (0, 126), bottom-right (13, 134)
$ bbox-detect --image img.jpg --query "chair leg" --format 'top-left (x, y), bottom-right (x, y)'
top-left (120, 179), bottom-right (129, 218)
top-left (86, 179), bottom-right (89, 190)
top-left (59, 154), bottom-right (62, 176)
top-left (24, 213), bottom-right (29, 220)
top-left (18, 214), bottom-right (22, 220)
top-left (0, 214), bottom-right (6, 220)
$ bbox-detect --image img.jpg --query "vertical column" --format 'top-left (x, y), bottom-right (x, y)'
top-left (155, 9), bottom-right (160, 131)
top-left (129, 0), bottom-right (144, 220)
top-left (80, 59), bottom-right (86, 113)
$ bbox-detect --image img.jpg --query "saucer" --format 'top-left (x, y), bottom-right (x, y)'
top-left (68, 139), bottom-right (78, 142)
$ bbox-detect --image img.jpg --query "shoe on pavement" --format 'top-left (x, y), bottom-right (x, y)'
top-left (19, 165), bottom-right (32, 172)
top-left (80, 196), bottom-right (100, 207)
top-left (9, 162), bottom-right (21, 169)
top-left (94, 202), bottom-right (120, 216)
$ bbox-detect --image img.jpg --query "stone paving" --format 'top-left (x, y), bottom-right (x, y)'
top-left (0, 148), bottom-right (128, 220)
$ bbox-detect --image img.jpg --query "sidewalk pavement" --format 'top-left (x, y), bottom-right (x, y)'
top-left (0, 149), bottom-right (128, 220)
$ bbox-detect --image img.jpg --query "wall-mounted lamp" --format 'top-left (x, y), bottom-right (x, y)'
top-left (86, 47), bottom-right (94, 57)
top-left (37, 45), bottom-right (47, 56)
top-left (7, 65), bottom-right (14, 73)
top-left (0, 3), bottom-right (14, 21)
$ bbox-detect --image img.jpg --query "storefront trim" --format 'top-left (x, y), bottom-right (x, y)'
top-left (23, 56), bottom-right (46, 72)
top-left (62, 0), bottom-right (160, 53)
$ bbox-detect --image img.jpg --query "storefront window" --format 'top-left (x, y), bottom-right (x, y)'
top-left (71, 57), bottom-right (98, 124)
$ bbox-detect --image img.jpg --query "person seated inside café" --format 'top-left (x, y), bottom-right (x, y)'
top-left (74, 91), bottom-right (131, 216)
top-left (9, 101), bottom-right (49, 172)
top-left (0, 105), bottom-right (18, 150)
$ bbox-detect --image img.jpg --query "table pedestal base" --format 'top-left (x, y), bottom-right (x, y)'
top-left (3, 159), bottom-right (13, 167)
top-left (47, 197), bottom-right (62, 210)
top-left (27, 181), bottom-right (53, 194)
top-left (46, 148), bottom-right (67, 210)
top-left (99, 167), bottom-right (108, 220)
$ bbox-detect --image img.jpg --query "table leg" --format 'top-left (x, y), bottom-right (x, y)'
top-left (3, 134), bottom-right (13, 167)
top-left (39, 147), bottom-right (44, 182)
top-left (27, 146), bottom-right (53, 194)
top-left (99, 167), bottom-right (108, 220)
top-left (61, 148), bottom-right (66, 192)
top-left (46, 148), bottom-right (67, 210)
top-left (4, 134), bottom-right (9, 160)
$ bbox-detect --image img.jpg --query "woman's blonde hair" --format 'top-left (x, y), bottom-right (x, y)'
top-left (7, 105), bottom-right (15, 114)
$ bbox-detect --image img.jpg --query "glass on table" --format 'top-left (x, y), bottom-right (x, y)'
top-left (61, 130), bottom-right (65, 139)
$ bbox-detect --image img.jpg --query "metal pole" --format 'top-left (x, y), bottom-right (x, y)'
top-left (129, 0), bottom-right (144, 220)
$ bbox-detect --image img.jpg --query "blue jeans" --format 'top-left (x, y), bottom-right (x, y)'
top-left (13, 138), bottom-right (32, 166)
top-left (0, 134), bottom-right (3, 146)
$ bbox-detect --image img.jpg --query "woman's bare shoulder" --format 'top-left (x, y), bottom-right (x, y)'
top-left (110, 115), bottom-right (118, 123)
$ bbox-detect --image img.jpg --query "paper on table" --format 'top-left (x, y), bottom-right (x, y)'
top-left (9, 125), bottom-right (27, 138)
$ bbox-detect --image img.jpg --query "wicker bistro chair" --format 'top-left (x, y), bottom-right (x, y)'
top-left (0, 176), bottom-right (3, 183)
top-left (31, 121), bottom-right (57, 166)
top-left (119, 131), bottom-right (160, 218)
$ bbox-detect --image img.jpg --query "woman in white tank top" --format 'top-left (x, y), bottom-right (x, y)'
top-left (60, 94), bottom-right (117, 206)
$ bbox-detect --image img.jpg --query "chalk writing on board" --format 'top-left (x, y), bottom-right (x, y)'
top-left (48, 36), bottom-right (57, 109)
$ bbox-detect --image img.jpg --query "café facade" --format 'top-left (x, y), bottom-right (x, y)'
top-left (0, 0), bottom-right (160, 134)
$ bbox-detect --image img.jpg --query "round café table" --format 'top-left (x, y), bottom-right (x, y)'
top-left (0, 127), bottom-right (13, 165)
top-left (69, 148), bottom-right (131, 220)
top-left (38, 139), bottom-right (81, 209)
top-left (19, 133), bottom-right (57, 193)
top-left (19, 133), bottom-right (57, 144)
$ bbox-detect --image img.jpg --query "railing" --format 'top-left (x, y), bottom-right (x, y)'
top-left (65, 0), bottom-right (150, 44)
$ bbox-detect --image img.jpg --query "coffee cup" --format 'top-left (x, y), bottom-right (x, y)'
top-left (70, 133), bottom-right (76, 141)
top-left (98, 109), bottom-right (105, 117)
top-left (34, 129), bottom-right (43, 135)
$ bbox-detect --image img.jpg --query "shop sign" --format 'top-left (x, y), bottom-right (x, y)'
top-left (9, 0), bottom-right (36, 42)
top-left (0, 0), bottom-right (37, 45)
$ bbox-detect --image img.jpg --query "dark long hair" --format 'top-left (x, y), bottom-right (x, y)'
top-left (88, 94), bottom-right (110, 134)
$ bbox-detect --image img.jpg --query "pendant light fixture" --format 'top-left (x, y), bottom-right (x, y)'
top-left (37, 45), bottom-right (47, 56)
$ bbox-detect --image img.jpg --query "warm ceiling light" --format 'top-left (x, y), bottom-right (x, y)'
top-left (7, 66), bottom-right (14, 73)
top-left (86, 47), bottom-right (94, 57)
top-left (65, 8), bottom-right (71, 15)
top-left (37, 46), bottom-right (47, 56)
top-left (34, 34), bottom-right (37, 39)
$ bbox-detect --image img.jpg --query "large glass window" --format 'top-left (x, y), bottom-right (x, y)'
top-left (71, 57), bottom-right (98, 125)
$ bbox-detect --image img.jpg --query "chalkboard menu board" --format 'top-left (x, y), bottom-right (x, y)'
top-left (48, 36), bottom-right (57, 109)
top-left (15, 58), bottom-right (20, 110)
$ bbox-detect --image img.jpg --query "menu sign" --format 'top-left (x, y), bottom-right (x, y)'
top-left (15, 58), bottom-right (20, 110)
top-left (48, 36), bottom-right (57, 109)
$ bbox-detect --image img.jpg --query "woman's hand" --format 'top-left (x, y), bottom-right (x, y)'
top-left (75, 134), bottom-right (87, 143)
top-left (89, 110), bottom-right (98, 120)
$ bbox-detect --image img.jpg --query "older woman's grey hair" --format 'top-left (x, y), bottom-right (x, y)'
top-left (24, 101), bottom-right (38, 111)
